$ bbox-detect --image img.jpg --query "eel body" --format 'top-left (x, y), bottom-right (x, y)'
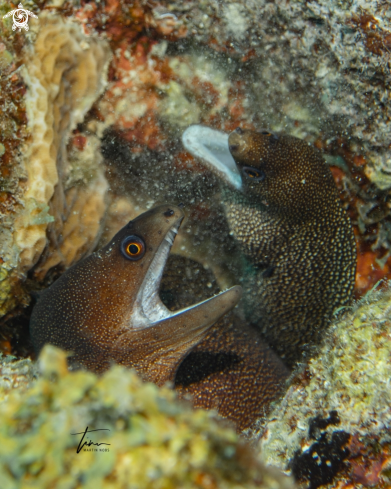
top-left (183, 126), bottom-right (356, 366)
top-left (30, 206), bottom-right (288, 432)
top-left (161, 255), bottom-right (289, 433)
top-left (175, 316), bottom-right (288, 433)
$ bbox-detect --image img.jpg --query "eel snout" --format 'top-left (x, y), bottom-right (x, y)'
top-left (182, 125), bottom-right (242, 190)
top-left (30, 204), bottom-right (242, 385)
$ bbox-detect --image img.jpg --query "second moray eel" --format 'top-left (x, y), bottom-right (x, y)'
top-left (183, 126), bottom-right (356, 366)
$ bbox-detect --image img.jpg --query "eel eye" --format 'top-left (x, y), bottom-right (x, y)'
top-left (260, 130), bottom-right (279, 141)
top-left (242, 166), bottom-right (266, 182)
top-left (121, 235), bottom-right (146, 261)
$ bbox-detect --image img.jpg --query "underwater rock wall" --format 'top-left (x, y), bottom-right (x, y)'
top-left (0, 8), bottom-right (111, 320)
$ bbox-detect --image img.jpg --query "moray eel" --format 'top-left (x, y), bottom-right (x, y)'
top-left (175, 316), bottom-right (288, 433)
top-left (182, 126), bottom-right (356, 366)
top-left (30, 205), bottom-right (242, 386)
top-left (161, 255), bottom-right (289, 433)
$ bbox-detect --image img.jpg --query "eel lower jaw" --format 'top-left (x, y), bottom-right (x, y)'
top-left (182, 125), bottom-right (243, 191)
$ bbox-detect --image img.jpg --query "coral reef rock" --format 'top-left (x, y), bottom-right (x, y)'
top-left (0, 10), bottom-right (111, 318)
top-left (0, 353), bottom-right (36, 403)
top-left (259, 283), bottom-right (391, 488)
top-left (0, 345), bottom-right (295, 489)
top-left (18, 12), bottom-right (111, 277)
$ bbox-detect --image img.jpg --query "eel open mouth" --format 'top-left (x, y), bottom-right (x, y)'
top-left (131, 212), bottom-right (241, 330)
top-left (182, 125), bottom-right (242, 190)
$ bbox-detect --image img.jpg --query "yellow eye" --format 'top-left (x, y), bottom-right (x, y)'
top-left (127, 243), bottom-right (142, 255)
top-left (121, 236), bottom-right (145, 261)
top-left (242, 166), bottom-right (266, 182)
top-left (246, 169), bottom-right (260, 178)
top-left (259, 129), bottom-right (279, 141)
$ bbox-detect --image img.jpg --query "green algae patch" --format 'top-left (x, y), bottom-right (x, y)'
top-left (18, 199), bottom-right (55, 227)
top-left (0, 346), bottom-right (295, 489)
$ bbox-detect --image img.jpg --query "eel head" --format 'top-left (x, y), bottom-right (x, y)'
top-left (30, 205), bottom-right (242, 385)
top-left (182, 125), bottom-right (332, 217)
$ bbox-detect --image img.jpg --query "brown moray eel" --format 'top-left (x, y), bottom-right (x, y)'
top-left (30, 206), bottom-right (289, 432)
top-left (30, 205), bottom-right (242, 386)
top-left (161, 255), bottom-right (289, 433)
top-left (182, 126), bottom-right (356, 366)
top-left (175, 315), bottom-right (288, 432)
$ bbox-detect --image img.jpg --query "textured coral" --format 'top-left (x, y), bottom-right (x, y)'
top-left (258, 283), bottom-right (391, 488)
top-left (0, 345), bottom-right (296, 489)
top-left (0, 354), bottom-right (36, 403)
top-left (18, 14), bottom-right (110, 274)
top-left (0, 10), bottom-right (111, 320)
top-left (32, 135), bottom-right (109, 281)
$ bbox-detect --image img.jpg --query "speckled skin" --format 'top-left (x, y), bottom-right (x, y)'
top-left (175, 315), bottom-right (289, 432)
top-left (161, 255), bottom-right (289, 433)
top-left (30, 205), bottom-right (241, 385)
top-left (226, 128), bottom-right (356, 367)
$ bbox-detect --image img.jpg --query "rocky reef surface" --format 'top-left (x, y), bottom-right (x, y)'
top-left (259, 282), bottom-right (391, 488)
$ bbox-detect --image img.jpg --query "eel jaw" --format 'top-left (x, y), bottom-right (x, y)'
top-left (130, 223), bottom-right (181, 327)
top-left (131, 218), bottom-right (241, 329)
top-left (124, 213), bottom-right (242, 385)
top-left (182, 125), bottom-right (242, 190)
